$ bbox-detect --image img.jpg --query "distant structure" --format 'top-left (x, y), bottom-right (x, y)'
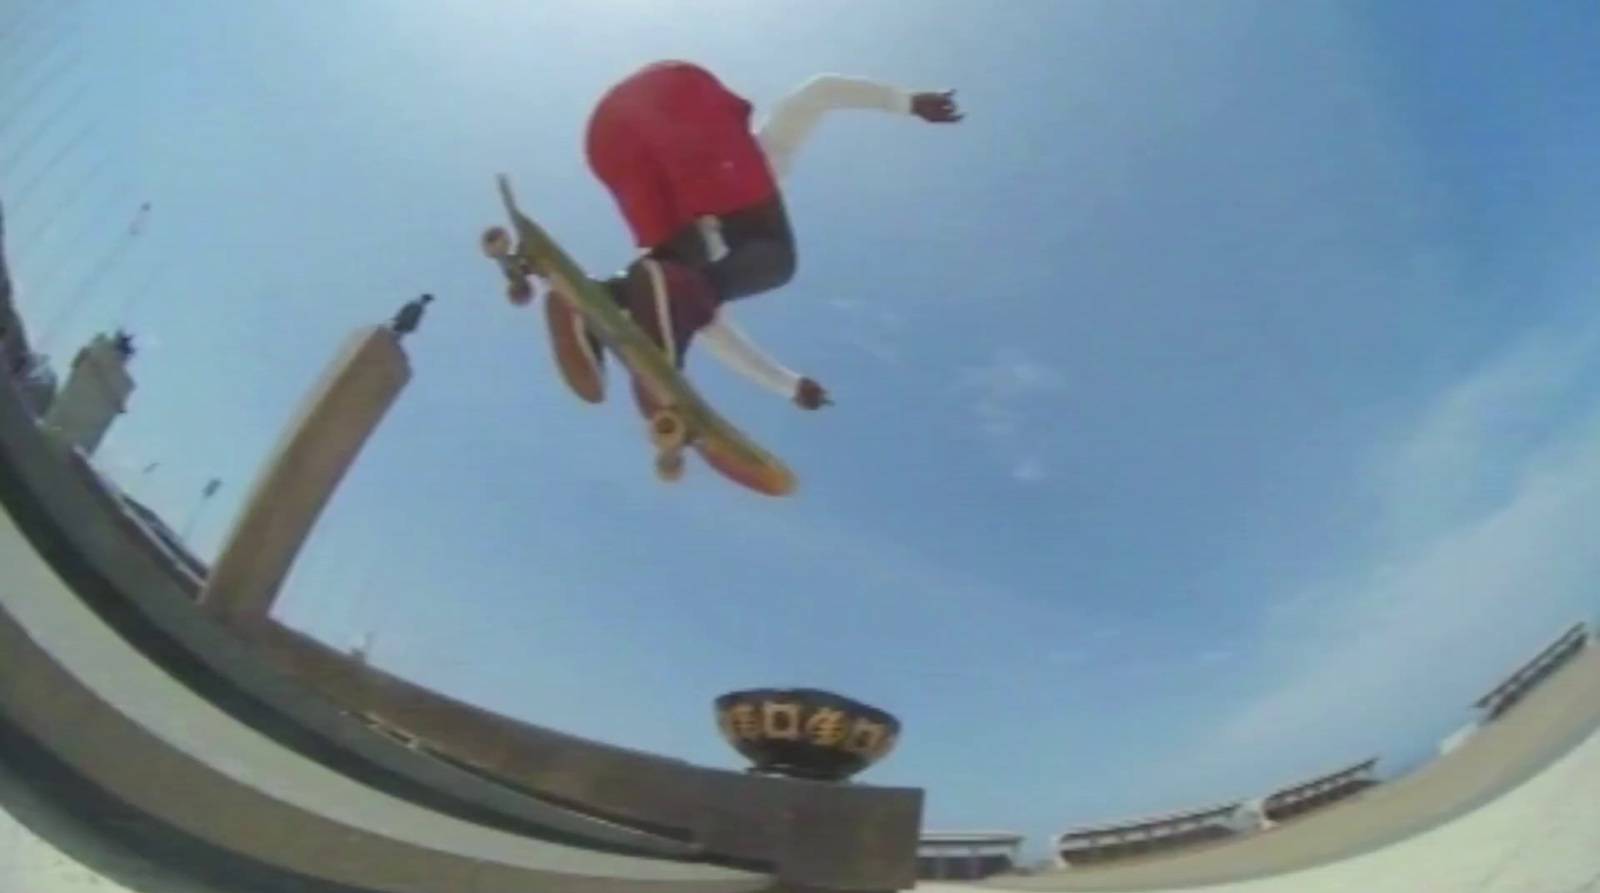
top-left (1259, 758), bottom-right (1378, 824)
top-left (1438, 721), bottom-right (1480, 756)
top-left (13, 352), bottom-right (58, 416)
top-left (40, 329), bottom-right (138, 455)
top-left (0, 198), bottom-right (16, 370)
top-left (1052, 756), bottom-right (1379, 869)
top-left (1055, 800), bottom-right (1244, 867)
top-left (917, 831), bottom-right (1024, 881)
top-left (1471, 622), bottom-right (1592, 723)
top-left (1437, 621), bottom-right (1593, 756)
top-left (348, 630), bottom-right (377, 665)
top-left (1226, 797), bottom-right (1274, 833)
top-left (1, 201), bottom-right (28, 376)
top-left (0, 199), bottom-right (58, 415)
top-left (117, 492), bottom-right (210, 585)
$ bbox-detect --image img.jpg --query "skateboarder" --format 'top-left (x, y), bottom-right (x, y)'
top-left (524, 61), bottom-right (963, 411)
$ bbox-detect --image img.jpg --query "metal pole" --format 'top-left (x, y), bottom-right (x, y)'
top-left (12, 148), bottom-right (111, 247)
top-left (0, 11), bottom-right (75, 123)
top-left (0, 85), bottom-right (88, 186)
top-left (36, 200), bottom-right (149, 346)
top-left (7, 116), bottom-right (99, 212)
top-left (0, 0), bottom-right (50, 47)
top-left (180, 481), bottom-right (221, 543)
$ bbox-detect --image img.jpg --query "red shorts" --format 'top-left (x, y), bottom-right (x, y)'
top-left (584, 61), bottom-right (779, 249)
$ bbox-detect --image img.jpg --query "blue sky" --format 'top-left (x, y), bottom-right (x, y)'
top-left (4, 0), bottom-right (1600, 852)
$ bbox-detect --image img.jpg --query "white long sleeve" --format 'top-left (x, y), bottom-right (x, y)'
top-left (755, 74), bottom-right (916, 179)
top-left (687, 73), bottom-right (917, 400)
top-left (698, 314), bottom-right (802, 399)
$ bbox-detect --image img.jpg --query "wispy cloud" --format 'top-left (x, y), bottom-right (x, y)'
top-left (827, 297), bottom-right (904, 365)
top-left (1012, 455), bottom-right (1047, 483)
top-left (1372, 319), bottom-right (1600, 544)
top-left (1163, 308), bottom-right (1600, 792)
top-left (1044, 626), bottom-right (1126, 667)
top-left (958, 347), bottom-right (1066, 482)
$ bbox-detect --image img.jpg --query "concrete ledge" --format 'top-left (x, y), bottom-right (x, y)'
top-left (246, 618), bottom-right (925, 890)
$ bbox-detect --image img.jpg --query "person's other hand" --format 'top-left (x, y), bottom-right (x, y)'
top-left (911, 90), bottom-right (964, 123)
top-left (794, 377), bottom-right (832, 410)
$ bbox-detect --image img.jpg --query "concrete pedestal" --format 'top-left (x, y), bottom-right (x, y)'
top-left (200, 325), bottom-right (410, 628)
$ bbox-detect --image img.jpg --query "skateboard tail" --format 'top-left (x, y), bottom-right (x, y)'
top-left (633, 384), bottom-right (794, 497)
top-left (696, 438), bottom-right (796, 497)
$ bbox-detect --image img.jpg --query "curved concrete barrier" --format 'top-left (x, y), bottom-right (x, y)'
top-left (0, 467), bottom-right (769, 893)
top-left (984, 651), bottom-right (1600, 892)
top-left (0, 361), bottom-right (919, 890)
top-left (931, 714), bottom-right (1600, 893)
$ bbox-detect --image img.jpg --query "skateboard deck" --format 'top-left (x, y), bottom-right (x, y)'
top-left (481, 174), bottom-right (796, 498)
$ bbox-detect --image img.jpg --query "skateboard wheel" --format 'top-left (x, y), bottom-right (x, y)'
top-left (481, 226), bottom-right (512, 258)
top-left (507, 279), bottom-right (534, 304)
top-left (648, 410), bottom-right (687, 451)
top-left (654, 449), bottom-right (685, 483)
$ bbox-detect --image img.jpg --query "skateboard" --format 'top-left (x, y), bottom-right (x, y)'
top-left (481, 174), bottom-right (797, 498)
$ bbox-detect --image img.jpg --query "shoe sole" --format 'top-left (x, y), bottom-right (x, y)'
top-left (543, 291), bottom-right (605, 404)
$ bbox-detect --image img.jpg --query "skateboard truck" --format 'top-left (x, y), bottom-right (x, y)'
top-left (480, 226), bottom-right (535, 303)
top-left (649, 410), bottom-right (689, 482)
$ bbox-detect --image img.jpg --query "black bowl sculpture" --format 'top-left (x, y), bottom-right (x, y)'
top-left (714, 688), bottom-right (900, 782)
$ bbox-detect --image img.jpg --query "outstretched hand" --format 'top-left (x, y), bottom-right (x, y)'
top-left (911, 90), bottom-right (964, 124)
top-left (794, 377), bottom-right (832, 410)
